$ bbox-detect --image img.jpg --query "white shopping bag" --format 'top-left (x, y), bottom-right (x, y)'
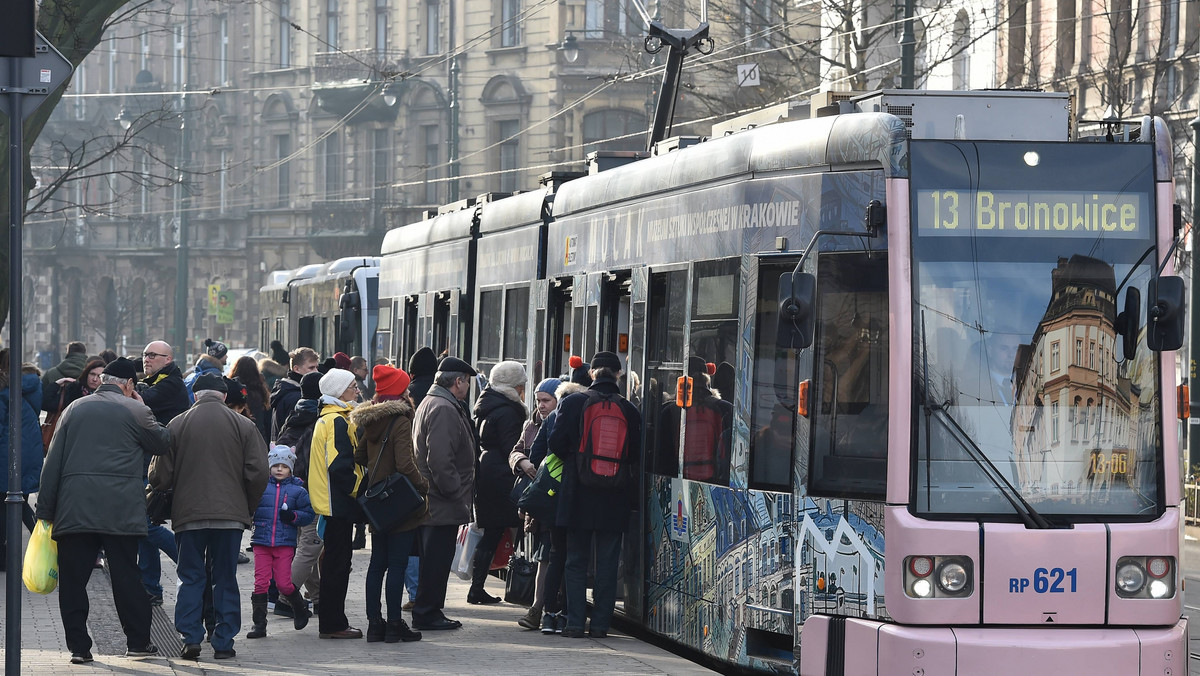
top-left (451, 522), bottom-right (483, 581)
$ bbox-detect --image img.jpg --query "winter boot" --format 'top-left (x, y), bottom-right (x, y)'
top-left (284, 589), bottom-right (311, 630)
top-left (384, 618), bottom-right (422, 643)
top-left (246, 594), bottom-right (268, 639)
top-left (366, 619), bottom-right (386, 643)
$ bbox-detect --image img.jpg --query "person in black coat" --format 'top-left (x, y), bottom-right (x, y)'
top-left (406, 347), bottom-right (438, 407)
top-left (467, 360), bottom-right (527, 604)
top-left (548, 351), bottom-right (641, 638)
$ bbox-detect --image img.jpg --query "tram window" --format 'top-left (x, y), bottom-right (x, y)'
top-left (646, 270), bottom-right (686, 477)
top-left (260, 319), bottom-right (269, 352)
top-left (683, 259), bottom-right (738, 486)
top-left (749, 260), bottom-right (801, 491)
top-left (298, 317), bottom-right (316, 352)
top-left (478, 289), bottom-right (502, 360)
top-left (503, 286), bottom-right (529, 360)
top-left (402, 297), bottom-right (418, 363)
top-left (808, 252), bottom-right (889, 501)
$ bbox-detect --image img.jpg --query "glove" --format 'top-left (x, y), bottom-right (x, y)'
top-left (278, 508), bottom-right (297, 524)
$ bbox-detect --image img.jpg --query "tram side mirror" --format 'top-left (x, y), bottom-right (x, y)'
top-left (1147, 276), bottom-right (1186, 351)
top-left (776, 272), bottom-right (816, 350)
top-left (1114, 288), bottom-right (1140, 361)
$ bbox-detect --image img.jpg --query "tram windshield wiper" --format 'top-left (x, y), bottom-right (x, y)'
top-left (918, 311), bottom-right (1054, 530)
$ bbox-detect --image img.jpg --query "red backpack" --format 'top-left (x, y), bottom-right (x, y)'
top-left (576, 391), bottom-right (632, 489)
top-left (682, 404), bottom-right (726, 482)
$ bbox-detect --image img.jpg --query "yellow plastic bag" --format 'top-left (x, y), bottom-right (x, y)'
top-left (22, 520), bottom-right (58, 594)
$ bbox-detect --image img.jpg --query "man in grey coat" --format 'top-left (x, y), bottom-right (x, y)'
top-left (150, 372), bottom-right (269, 661)
top-left (36, 357), bottom-right (172, 664)
top-left (410, 356), bottom-right (478, 631)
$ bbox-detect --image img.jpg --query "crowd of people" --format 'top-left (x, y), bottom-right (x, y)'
top-left (24, 337), bottom-right (643, 664)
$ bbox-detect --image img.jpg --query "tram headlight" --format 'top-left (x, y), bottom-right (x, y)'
top-left (1115, 556), bottom-right (1175, 599)
top-left (904, 555), bottom-right (973, 599)
top-left (1114, 562), bottom-right (1146, 595)
top-left (937, 561), bottom-right (969, 594)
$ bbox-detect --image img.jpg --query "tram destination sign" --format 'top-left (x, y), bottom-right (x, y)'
top-left (915, 189), bottom-right (1148, 238)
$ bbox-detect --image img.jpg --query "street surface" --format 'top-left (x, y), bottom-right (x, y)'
top-left (0, 528), bottom-right (716, 675)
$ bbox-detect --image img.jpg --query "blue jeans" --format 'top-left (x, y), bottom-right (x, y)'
top-left (564, 529), bottom-right (623, 633)
top-left (175, 529), bottom-right (242, 650)
top-left (138, 517), bottom-right (176, 597)
top-left (405, 556), bottom-right (419, 600)
top-left (365, 529), bottom-right (415, 621)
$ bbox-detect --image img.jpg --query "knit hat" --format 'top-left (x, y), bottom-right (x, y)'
top-left (437, 356), bottom-right (477, 376)
top-left (489, 361), bottom-right (526, 390)
top-left (535, 378), bottom-right (562, 397)
top-left (318, 357), bottom-right (337, 374)
top-left (590, 351), bottom-right (622, 372)
top-left (300, 371), bottom-right (324, 399)
top-left (203, 338), bottom-right (228, 359)
top-left (568, 355), bottom-right (592, 386)
top-left (333, 352), bottom-right (352, 370)
top-left (319, 368), bottom-right (357, 398)
top-left (102, 357), bottom-right (138, 380)
top-left (193, 372), bottom-right (228, 393)
top-left (224, 377), bottom-right (247, 406)
top-left (712, 361), bottom-right (735, 396)
top-left (267, 445), bottom-right (296, 472)
top-left (269, 340), bottom-right (289, 365)
top-left (408, 347), bottom-right (438, 378)
top-left (687, 356), bottom-right (716, 377)
top-left (373, 364), bottom-right (411, 397)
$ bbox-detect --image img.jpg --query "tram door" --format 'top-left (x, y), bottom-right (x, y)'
top-left (399, 296), bottom-right (419, 365)
top-left (431, 290), bottom-right (457, 357)
top-left (597, 271), bottom-right (632, 364)
top-left (545, 277), bottom-right (574, 375)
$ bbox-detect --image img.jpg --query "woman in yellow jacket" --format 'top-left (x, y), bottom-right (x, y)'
top-left (307, 368), bottom-right (365, 639)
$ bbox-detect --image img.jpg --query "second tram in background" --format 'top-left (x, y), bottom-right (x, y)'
top-left (261, 89), bottom-right (1187, 675)
top-left (259, 257), bottom-right (382, 368)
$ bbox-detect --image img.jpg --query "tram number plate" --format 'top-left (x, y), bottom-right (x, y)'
top-left (1009, 567), bottom-right (1078, 593)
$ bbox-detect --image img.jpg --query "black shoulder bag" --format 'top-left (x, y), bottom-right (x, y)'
top-left (356, 415), bottom-right (425, 533)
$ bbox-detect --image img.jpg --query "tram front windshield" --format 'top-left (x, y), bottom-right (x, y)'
top-left (910, 140), bottom-right (1161, 520)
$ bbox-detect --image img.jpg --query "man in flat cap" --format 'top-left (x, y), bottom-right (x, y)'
top-left (409, 356), bottom-right (479, 630)
top-left (37, 357), bottom-right (171, 664)
top-left (150, 372), bottom-right (269, 660)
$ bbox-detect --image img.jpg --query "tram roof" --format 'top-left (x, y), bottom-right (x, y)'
top-left (553, 112), bottom-right (907, 217)
top-left (479, 188), bottom-right (550, 235)
top-left (381, 205), bottom-right (476, 255)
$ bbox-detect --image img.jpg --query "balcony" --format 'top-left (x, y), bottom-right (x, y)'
top-left (312, 49), bottom-right (408, 124)
top-left (308, 191), bottom-right (400, 258)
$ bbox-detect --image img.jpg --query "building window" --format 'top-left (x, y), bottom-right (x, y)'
top-left (496, 119), bottom-right (519, 193)
top-left (582, 109), bottom-right (647, 153)
top-left (72, 62), bottom-right (86, 120)
top-left (372, 129), bottom-right (390, 200)
top-left (500, 0), bottom-right (521, 47)
top-left (140, 32), bottom-right (149, 71)
top-left (584, 0), bottom-right (638, 38)
top-left (322, 132), bottom-right (342, 198)
top-left (275, 134), bottom-right (291, 206)
top-left (422, 124), bottom-right (440, 204)
top-left (1075, 338), bottom-right (1082, 366)
top-left (279, 0), bottom-right (292, 68)
top-left (742, 0), bottom-right (772, 49)
top-left (1051, 401), bottom-right (1059, 443)
top-left (173, 24), bottom-right (185, 87)
top-left (326, 0), bottom-right (339, 49)
top-left (951, 10), bottom-right (970, 90)
top-left (1050, 341), bottom-right (1060, 372)
top-left (217, 15), bottom-right (229, 85)
top-left (219, 150), bottom-right (228, 213)
top-left (1088, 340), bottom-right (1095, 369)
top-left (425, 0), bottom-right (440, 54)
top-left (375, 0), bottom-right (389, 53)
top-left (107, 39), bottom-right (117, 94)
top-left (1055, 0), bottom-right (1075, 74)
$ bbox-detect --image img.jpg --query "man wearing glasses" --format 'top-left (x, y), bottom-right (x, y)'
top-left (137, 340), bottom-right (192, 607)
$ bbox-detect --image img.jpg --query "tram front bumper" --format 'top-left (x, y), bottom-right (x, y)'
top-left (871, 618), bottom-right (1188, 676)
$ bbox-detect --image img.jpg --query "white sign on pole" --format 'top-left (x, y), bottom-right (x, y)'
top-left (736, 63), bottom-right (760, 87)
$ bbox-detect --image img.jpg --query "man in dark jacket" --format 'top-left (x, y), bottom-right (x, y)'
top-left (270, 347), bottom-right (320, 439)
top-left (406, 347), bottom-right (438, 407)
top-left (36, 357), bottom-right (171, 664)
top-left (410, 356), bottom-right (478, 631)
top-left (40, 341), bottom-right (88, 413)
top-left (136, 339), bottom-right (193, 606)
top-left (548, 351), bottom-right (641, 639)
top-left (150, 373), bottom-right (269, 660)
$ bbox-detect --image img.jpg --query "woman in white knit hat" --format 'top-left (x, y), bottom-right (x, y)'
top-left (307, 368), bottom-right (366, 639)
top-left (467, 360), bottom-right (528, 604)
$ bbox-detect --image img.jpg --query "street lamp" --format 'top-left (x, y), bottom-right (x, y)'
top-left (560, 34), bottom-right (580, 64)
top-left (114, 107), bottom-right (135, 130)
top-left (382, 82), bottom-right (400, 107)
